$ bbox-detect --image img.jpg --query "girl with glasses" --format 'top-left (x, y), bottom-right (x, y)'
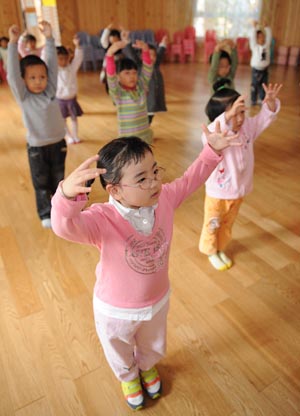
top-left (51, 131), bottom-right (238, 411)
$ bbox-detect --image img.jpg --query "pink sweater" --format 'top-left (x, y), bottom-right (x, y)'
top-left (202, 100), bottom-right (280, 199)
top-left (51, 144), bottom-right (222, 308)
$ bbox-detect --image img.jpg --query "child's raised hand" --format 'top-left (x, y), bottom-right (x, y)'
top-left (73, 35), bottom-right (80, 47)
top-left (39, 21), bottom-right (52, 38)
top-left (202, 121), bottom-right (241, 153)
top-left (132, 40), bottom-right (148, 51)
top-left (8, 25), bottom-right (20, 43)
top-left (161, 35), bottom-right (168, 46)
top-left (107, 40), bottom-right (127, 56)
top-left (225, 95), bottom-right (247, 122)
top-left (262, 83), bottom-right (282, 112)
top-left (120, 29), bottom-right (130, 44)
top-left (61, 155), bottom-right (106, 199)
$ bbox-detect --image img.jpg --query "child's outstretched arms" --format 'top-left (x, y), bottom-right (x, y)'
top-left (60, 155), bottom-right (106, 199)
top-left (262, 83), bottom-right (282, 112)
top-left (201, 121), bottom-right (241, 154)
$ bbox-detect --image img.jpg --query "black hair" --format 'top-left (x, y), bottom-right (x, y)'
top-left (56, 46), bottom-right (69, 56)
top-left (205, 87), bottom-right (241, 122)
top-left (24, 34), bottom-right (37, 43)
top-left (116, 57), bottom-right (138, 73)
top-left (148, 44), bottom-right (157, 51)
top-left (20, 55), bottom-right (48, 78)
top-left (0, 36), bottom-right (9, 43)
top-left (209, 49), bottom-right (232, 65)
top-left (256, 30), bottom-right (264, 37)
top-left (109, 29), bottom-right (121, 40)
top-left (90, 137), bottom-right (153, 190)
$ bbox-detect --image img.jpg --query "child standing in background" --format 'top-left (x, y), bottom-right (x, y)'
top-left (249, 20), bottom-right (272, 106)
top-left (208, 38), bottom-right (238, 92)
top-left (56, 35), bottom-right (83, 144)
top-left (0, 36), bottom-right (9, 82)
top-left (106, 39), bottom-right (154, 144)
top-left (122, 32), bottom-right (168, 125)
top-left (7, 22), bottom-right (66, 229)
top-left (199, 83), bottom-right (281, 270)
top-left (51, 126), bottom-right (239, 410)
top-left (99, 23), bottom-right (123, 92)
top-left (18, 30), bottom-right (44, 58)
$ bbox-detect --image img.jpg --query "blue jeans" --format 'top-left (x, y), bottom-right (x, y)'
top-left (251, 67), bottom-right (269, 104)
top-left (27, 139), bottom-right (67, 220)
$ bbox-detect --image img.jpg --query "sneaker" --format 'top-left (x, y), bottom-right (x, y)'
top-left (121, 378), bottom-right (144, 411)
top-left (41, 218), bottom-right (52, 229)
top-left (140, 367), bottom-right (162, 399)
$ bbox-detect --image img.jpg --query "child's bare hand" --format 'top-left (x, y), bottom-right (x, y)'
top-left (161, 35), bottom-right (168, 46)
top-left (120, 29), bottom-right (130, 43)
top-left (107, 40), bottom-right (127, 56)
top-left (73, 35), bottom-right (80, 47)
top-left (132, 40), bottom-right (148, 51)
top-left (8, 25), bottom-right (20, 43)
top-left (39, 21), bottom-right (52, 38)
top-left (61, 155), bottom-right (106, 199)
top-left (225, 95), bottom-right (247, 121)
top-left (262, 83), bottom-right (282, 111)
top-left (202, 121), bottom-right (241, 153)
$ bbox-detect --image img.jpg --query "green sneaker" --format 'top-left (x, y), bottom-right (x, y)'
top-left (140, 366), bottom-right (162, 399)
top-left (121, 378), bottom-right (144, 411)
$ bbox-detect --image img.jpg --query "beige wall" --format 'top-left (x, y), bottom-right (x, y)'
top-left (261, 0), bottom-right (300, 46)
top-left (0, 0), bottom-right (22, 38)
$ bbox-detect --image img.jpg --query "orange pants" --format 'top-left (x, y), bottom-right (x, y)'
top-left (199, 195), bottom-right (243, 255)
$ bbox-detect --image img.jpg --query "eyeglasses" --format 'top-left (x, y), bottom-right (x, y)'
top-left (118, 167), bottom-right (165, 190)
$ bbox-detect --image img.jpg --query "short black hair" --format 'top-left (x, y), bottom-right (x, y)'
top-left (209, 49), bottom-right (232, 65)
top-left (95, 137), bottom-right (153, 189)
top-left (56, 46), bottom-right (69, 56)
top-left (0, 36), bottom-right (9, 43)
top-left (205, 88), bottom-right (241, 122)
top-left (24, 34), bottom-right (37, 43)
top-left (20, 55), bottom-right (48, 78)
top-left (116, 57), bottom-right (138, 73)
top-left (109, 29), bottom-right (121, 39)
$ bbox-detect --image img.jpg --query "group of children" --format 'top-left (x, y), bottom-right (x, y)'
top-left (5, 20), bottom-right (281, 411)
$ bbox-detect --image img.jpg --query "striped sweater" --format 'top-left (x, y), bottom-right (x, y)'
top-left (106, 51), bottom-right (153, 144)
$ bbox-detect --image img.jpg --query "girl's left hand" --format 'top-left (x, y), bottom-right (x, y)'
top-left (132, 40), bottom-right (148, 51)
top-left (202, 121), bottom-right (241, 153)
top-left (262, 83), bottom-right (282, 112)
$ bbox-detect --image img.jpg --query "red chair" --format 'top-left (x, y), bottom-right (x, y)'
top-left (182, 26), bottom-right (196, 62)
top-left (204, 30), bottom-right (217, 63)
top-left (155, 29), bottom-right (169, 44)
top-left (184, 26), bottom-right (196, 41)
top-left (170, 31), bottom-right (184, 63)
top-left (236, 37), bottom-right (251, 64)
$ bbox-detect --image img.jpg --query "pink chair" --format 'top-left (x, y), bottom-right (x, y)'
top-left (288, 46), bottom-right (299, 66)
top-left (170, 31), bottom-right (184, 63)
top-left (182, 26), bottom-right (196, 62)
top-left (236, 37), bottom-right (251, 64)
top-left (276, 46), bottom-right (289, 65)
top-left (155, 29), bottom-right (169, 44)
top-left (204, 30), bottom-right (217, 63)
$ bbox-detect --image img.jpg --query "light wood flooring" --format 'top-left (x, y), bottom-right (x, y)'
top-left (0, 61), bottom-right (300, 416)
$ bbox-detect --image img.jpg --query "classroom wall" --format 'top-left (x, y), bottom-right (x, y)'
top-left (261, 0), bottom-right (300, 47)
top-left (56, 0), bottom-right (195, 48)
top-left (1, 0), bottom-right (299, 56)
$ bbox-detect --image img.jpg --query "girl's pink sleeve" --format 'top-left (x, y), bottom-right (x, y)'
top-left (106, 55), bottom-right (116, 76)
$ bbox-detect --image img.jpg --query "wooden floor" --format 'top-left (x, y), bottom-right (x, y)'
top-left (0, 61), bottom-right (300, 416)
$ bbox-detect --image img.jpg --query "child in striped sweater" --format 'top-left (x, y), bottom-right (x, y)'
top-left (106, 39), bottom-right (154, 144)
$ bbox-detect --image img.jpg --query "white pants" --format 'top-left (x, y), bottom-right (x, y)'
top-left (94, 301), bottom-right (169, 382)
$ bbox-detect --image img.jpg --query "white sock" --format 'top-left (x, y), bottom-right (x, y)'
top-left (71, 119), bottom-right (79, 141)
top-left (218, 251), bottom-right (232, 268)
top-left (208, 254), bottom-right (227, 271)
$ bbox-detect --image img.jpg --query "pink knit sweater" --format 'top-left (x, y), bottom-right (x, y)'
top-left (51, 144), bottom-right (222, 308)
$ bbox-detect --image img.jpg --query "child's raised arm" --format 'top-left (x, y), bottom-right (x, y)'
top-left (60, 155), bottom-right (106, 199)
top-left (106, 40), bottom-right (127, 56)
top-left (8, 25), bottom-right (20, 44)
top-left (262, 83), bottom-right (282, 112)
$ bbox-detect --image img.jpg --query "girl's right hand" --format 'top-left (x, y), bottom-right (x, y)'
top-left (225, 95), bottom-right (247, 122)
top-left (8, 25), bottom-right (20, 43)
top-left (61, 155), bottom-right (106, 199)
top-left (107, 40), bottom-right (127, 56)
top-left (202, 121), bottom-right (241, 153)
